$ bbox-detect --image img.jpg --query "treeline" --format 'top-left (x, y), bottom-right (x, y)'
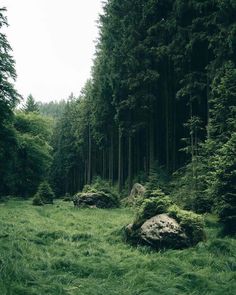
top-left (52, 0), bottom-right (235, 197)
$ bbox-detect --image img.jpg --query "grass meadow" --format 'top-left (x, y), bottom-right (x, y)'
top-left (0, 199), bottom-right (235, 295)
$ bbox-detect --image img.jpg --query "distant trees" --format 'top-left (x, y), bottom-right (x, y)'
top-left (38, 100), bottom-right (66, 119)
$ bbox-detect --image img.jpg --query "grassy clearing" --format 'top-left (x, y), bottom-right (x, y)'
top-left (0, 200), bottom-right (235, 295)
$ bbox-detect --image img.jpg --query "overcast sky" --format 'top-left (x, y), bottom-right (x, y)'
top-left (1, 0), bottom-right (104, 102)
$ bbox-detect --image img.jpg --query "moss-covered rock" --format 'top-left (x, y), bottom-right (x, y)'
top-left (168, 205), bottom-right (206, 246)
top-left (124, 192), bottom-right (206, 249)
top-left (73, 191), bottom-right (119, 209)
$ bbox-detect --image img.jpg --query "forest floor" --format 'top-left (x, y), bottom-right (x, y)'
top-left (0, 200), bottom-right (235, 295)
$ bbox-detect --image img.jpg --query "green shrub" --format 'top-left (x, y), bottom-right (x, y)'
top-left (32, 195), bottom-right (44, 206)
top-left (133, 193), bottom-right (172, 228)
top-left (168, 205), bottom-right (205, 245)
top-left (34, 181), bottom-right (55, 204)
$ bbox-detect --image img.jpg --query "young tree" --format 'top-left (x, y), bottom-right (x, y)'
top-left (23, 94), bottom-right (39, 113)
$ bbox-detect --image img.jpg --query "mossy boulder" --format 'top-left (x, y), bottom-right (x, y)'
top-left (124, 193), bottom-right (205, 249)
top-left (73, 191), bottom-right (119, 209)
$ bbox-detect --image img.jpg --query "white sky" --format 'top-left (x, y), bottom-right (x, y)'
top-left (1, 0), bottom-right (104, 102)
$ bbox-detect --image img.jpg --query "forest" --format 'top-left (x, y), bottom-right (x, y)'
top-left (0, 1), bottom-right (236, 294)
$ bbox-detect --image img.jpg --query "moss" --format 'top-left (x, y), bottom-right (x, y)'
top-left (79, 177), bottom-right (120, 207)
top-left (133, 194), bottom-right (172, 229)
top-left (168, 205), bottom-right (206, 245)
top-left (73, 191), bottom-right (120, 208)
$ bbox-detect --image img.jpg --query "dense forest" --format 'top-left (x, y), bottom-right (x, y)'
top-left (1, 1), bottom-right (236, 234)
top-left (50, 0), bottom-right (236, 233)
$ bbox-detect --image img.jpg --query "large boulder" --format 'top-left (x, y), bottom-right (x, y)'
top-left (140, 214), bottom-right (188, 249)
top-left (73, 191), bottom-right (118, 209)
top-left (125, 213), bottom-right (200, 249)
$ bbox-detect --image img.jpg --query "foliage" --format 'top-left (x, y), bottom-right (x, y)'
top-left (133, 192), bottom-right (173, 229)
top-left (145, 165), bottom-right (169, 194)
top-left (171, 162), bottom-right (213, 213)
top-left (210, 133), bottom-right (236, 234)
top-left (32, 194), bottom-right (44, 206)
top-left (168, 205), bottom-right (206, 246)
top-left (0, 7), bottom-right (20, 196)
top-left (34, 181), bottom-right (55, 205)
top-left (14, 112), bottom-right (52, 197)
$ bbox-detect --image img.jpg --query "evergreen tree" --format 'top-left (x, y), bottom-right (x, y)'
top-left (0, 7), bottom-right (20, 195)
top-left (23, 94), bottom-right (39, 113)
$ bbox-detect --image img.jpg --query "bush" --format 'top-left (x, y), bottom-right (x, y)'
top-left (34, 181), bottom-right (55, 205)
top-left (32, 195), bottom-right (44, 206)
top-left (168, 205), bottom-right (205, 245)
top-left (133, 192), bottom-right (172, 228)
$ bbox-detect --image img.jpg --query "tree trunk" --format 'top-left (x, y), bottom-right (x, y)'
top-left (109, 132), bottom-right (114, 184)
top-left (149, 113), bottom-right (154, 173)
top-left (128, 132), bottom-right (132, 192)
top-left (87, 124), bottom-right (92, 184)
top-left (102, 148), bottom-right (106, 179)
top-left (118, 127), bottom-right (123, 193)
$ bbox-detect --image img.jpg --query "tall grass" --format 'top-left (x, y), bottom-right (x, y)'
top-left (0, 200), bottom-right (235, 295)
